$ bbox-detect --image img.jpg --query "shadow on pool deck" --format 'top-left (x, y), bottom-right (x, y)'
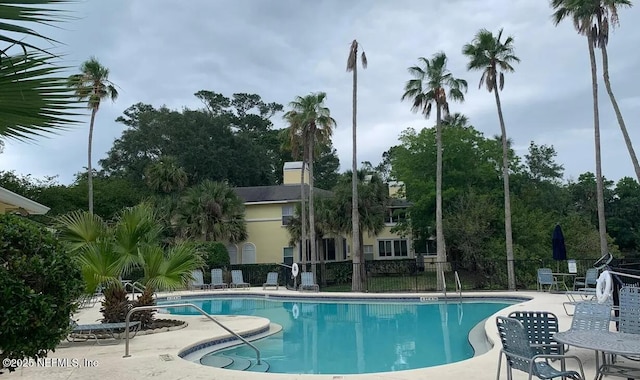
top-left (10, 289), bottom-right (605, 380)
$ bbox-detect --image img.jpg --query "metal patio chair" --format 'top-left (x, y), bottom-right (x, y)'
top-left (495, 316), bottom-right (585, 380)
top-left (230, 269), bottom-right (250, 289)
top-left (263, 272), bottom-right (279, 290)
top-left (537, 268), bottom-right (559, 292)
top-left (210, 268), bottom-right (228, 289)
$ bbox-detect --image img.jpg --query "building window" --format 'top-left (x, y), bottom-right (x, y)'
top-left (364, 245), bottom-right (374, 261)
top-left (385, 207), bottom-right (407, 224)
top-left (282, 205), bottom-right (294, 225)
top-left (227, 244), bottom-right (238, 265)
top-left (283, 247), bottom-right (294, 266)
top-left (323, 238), bottom-right (336, 261)
top-left (242, 243), bottom-right (256, 264)
top-left (378, 239), bottom-right (408, 258)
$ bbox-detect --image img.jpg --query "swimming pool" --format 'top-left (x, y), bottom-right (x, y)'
top-left (161, 296), bottom-right (515, 374)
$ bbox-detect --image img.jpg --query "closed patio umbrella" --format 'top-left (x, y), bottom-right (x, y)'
top-left (552, 224), bottom-right (567, 272)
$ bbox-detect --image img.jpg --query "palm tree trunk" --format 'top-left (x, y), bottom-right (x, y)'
top-left (309, 135), bottom-right (317, 280)
top-left (588, 35), bottom-right (608, 256)
top-left (87, 107), bottom-right (97, 215)
top-left (435, 105), bottom-right (445, 291)
top-left (300, 149), bottom-right (308, 271)
top-left (600, 44), bottom-right (640, 182)
top-left (493, 85), bottom-right (516, 290)
top-left (351, 60), bottom-right (363, 292)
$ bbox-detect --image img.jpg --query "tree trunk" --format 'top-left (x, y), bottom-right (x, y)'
top-left (588, 35), bottom-right (608, 256)
top-left (300, 148), bottom-right (308, 271)
top-left (435, 105), bottom-right (446, 291)
top-left (87, 107), bottom-right (97, 215)
top-left (600, 44), bottom-right (640, 182)
top-left (309, 134), bottom-right (317, 279)
top-left (351, 58), bottom-right (363, 292)
top-left (493, 84), bottom-right (516, 290)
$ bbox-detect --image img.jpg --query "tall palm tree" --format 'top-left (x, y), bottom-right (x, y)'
top-left (283, 114), bottom-right (309, 270)
top-left (1, 0), bottom-right (79, 140)
top-left (401, 52), bottom-right (467, 290)
top-left (68, 57), bottom-right (119, 215)
top-left (590, 0), bottom-right (638, 181)
top-left (346, 39), bottom-right (367, 291)
top-left (176, 180), bottom-right (247, 243)
top-left (462, 28), bottom-right (520, 290)
top-left (284, 93), bottom-right (336, 278)
top-left (552, 0), bottom-right (608, 256)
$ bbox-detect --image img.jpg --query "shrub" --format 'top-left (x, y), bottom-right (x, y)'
top-left (202, 242), bottom-right (230, 268)
top-left (131, 288), bottom-right (156, 329)
top-left (0, 214), bottom-right (84, 373)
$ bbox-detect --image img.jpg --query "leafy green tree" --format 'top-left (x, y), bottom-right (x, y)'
top-left (284, 93), bottom-right (337, 277)
top-left (525, 142), bottom-right (564, 182)
top-left (552, 0), bottom-right (609, 257)
top-left (401, 52), bottom-right (467, 290)
top-left (68, 57), bottom-right (119, 215)
top-left (608, 177), bottom-right (640, 252)
top-left (347, 39), bottom-right (368, 291)
top-left (176, 180), bottom-right (247, 243)
top-left (463, 28), bottom-right (520, 289)
top-left (0, 214), bottom-right (83, 372)
top-left (0, 0), bottom-right (79, 141)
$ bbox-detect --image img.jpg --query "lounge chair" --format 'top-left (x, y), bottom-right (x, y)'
top-left (263, 272), bottom-right (279, 290)
top-left (299, 272), bottom-right (319, 292)
top-left (230, 270), bottom-right (250, 289)
top-left (66, 320), bottom-right (141, 345)
top-left (210, 268), bottom-right (228, 289)
top-left (189, 269), bottom-right (210, 290)
top-left (495, 316), bottom-right (585, 380)
top-left (537, 268), bottom-right (559, 292)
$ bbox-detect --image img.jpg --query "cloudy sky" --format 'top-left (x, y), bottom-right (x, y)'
top-left (2, 0), bottom-right (640, 185)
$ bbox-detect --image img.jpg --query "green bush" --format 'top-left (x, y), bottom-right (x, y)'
top-left (201, 242), bottom-right (230, 269)
top-left (0, 214), bottom-right (84, 373)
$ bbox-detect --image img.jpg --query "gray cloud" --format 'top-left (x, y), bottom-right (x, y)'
top-left (2, 0), bottom-right (639, 185)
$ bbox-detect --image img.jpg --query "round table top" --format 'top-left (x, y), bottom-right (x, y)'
top-left (554, 330), bottom-right (640, 355)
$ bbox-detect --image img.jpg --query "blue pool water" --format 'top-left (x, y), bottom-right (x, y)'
top-left (161, 297), bottom-right (513, 374)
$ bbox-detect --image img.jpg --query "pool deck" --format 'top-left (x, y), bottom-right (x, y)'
top-left (9, 289), bottom-right (612, 380)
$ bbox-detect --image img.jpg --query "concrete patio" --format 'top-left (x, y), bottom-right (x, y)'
top-left (8, 289), bottom-right (621, 380)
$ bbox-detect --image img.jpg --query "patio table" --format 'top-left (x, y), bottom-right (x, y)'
top-left (554, 330), bottom-right (640, 380)
top-left (552, 272), bottom-right (577, 292)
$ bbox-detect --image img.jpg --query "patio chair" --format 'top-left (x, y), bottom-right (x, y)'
top-left (77, 285), bottom-right (103, 309)
top-left (189, 269), bottom-right (210, 290)
top-left (508, 311), bottom-right (563, 357)
top-left (299, 272), bottom-right (319, 292)
top-left (210, 268), bottom-right (228, 289)
top-left (537, 268), bottom-right (559, 292)
top-left (617, 286), bottom-right (640, 362)
top-left (263, 272), bottom-right (279, 290)
top-left (495, 316), bottom-right (585, 380)
top-left (573, 268), bottom-right (598, 290)
top-left (230, 269), bottom-right (250, 289)
top-left (569, 301), bottom-right (611, 332)
top-left (66, 320), bottom-right (141, 345)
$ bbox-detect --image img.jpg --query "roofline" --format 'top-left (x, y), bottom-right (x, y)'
top-left (0, 186), bottom-right (50, 215)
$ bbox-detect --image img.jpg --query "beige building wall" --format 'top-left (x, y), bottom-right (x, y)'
top-left (239, 202), bottom-right (295, 264)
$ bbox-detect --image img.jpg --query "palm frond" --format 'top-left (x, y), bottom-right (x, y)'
top-left (56, 210), bottom-right (107, 251)
top-left (0, 52), bottom-right (81, 140)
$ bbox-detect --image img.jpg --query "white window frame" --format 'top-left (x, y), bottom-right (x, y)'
top-left (378, 239), bottom-right (408, 258)
top-left (282, 205), bottom-right (294, 226)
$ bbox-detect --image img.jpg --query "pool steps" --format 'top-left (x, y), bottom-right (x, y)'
top-left (200, 354), bottom-right (270, 372)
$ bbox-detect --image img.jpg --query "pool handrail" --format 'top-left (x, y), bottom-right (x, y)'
top-left (454, 271), bottom-right (462, 298)
top-left (441, 270), bottom-right (447, 297)
top-left (123, 303), bottom-right (261, 364)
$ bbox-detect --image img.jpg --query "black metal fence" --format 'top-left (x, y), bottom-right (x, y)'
top-left (224, 257), bottom-right (640, 293)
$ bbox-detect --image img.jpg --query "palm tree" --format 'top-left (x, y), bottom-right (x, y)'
top-left (346, 39), bottom-right (368, 291)
top-left (176, 180), bottom-right (247, 243)
top-left (144, 156), bottom-right (188, 194)
top-left (589, 0), bottom-right (638, 181)
top-left (401, 52), bottom-right (467, 290)
top-left (284, 93), bottom-right (336, 278)
top-left (0, 1), bottom-right (79, 140)
top-left (68, 57), bottom-right (119, 215)
top-left (283, 114), bottom-right (309, 270)
top-left (462, 28), bottom-right (520, 290)
top-left (552, 0), bottom-right (608, 256)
